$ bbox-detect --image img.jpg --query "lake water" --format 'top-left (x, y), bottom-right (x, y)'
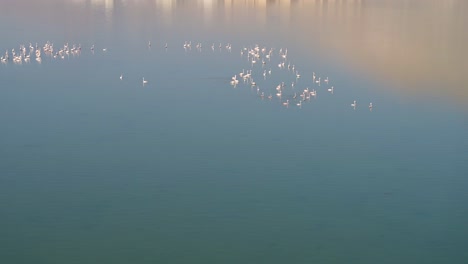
top-left (1, 0), bottom-right (467, 263)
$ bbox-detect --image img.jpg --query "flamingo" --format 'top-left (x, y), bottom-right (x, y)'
top-left (310, 89), bottom-right (317, 98)
top-left (231, 75), bottom-right (239, 85)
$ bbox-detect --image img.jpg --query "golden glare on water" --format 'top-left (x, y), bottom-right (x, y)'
top-left (294, 0), bottom-right (467, 105)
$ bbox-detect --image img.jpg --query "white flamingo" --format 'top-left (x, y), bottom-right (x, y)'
top-left (231, 75), bottom-right (239, 85)
top-left (310, 89), bottom-right (317, 98)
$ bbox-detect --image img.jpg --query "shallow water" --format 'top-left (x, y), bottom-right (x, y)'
top-left (1, 1), bottom-right (467, 263)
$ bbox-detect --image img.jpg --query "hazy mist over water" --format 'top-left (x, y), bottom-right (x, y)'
top-left (2, 0), bottom-right (467, 106)
top-left (1, 1), bottom-right (467, 263)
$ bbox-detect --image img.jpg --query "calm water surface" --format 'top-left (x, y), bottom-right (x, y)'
top-left (1, 1), bottom-right (467, 263)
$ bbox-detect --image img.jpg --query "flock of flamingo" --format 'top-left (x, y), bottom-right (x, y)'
top-left (230, 44), bottom-right (372, 111)
top-left (1, 41), bottom-right (373, 111)
top-left (1, 42), bottom-right (82, 64)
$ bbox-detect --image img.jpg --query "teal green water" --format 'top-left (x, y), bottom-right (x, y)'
top-left (1, 1), bottom-right (467, 263)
